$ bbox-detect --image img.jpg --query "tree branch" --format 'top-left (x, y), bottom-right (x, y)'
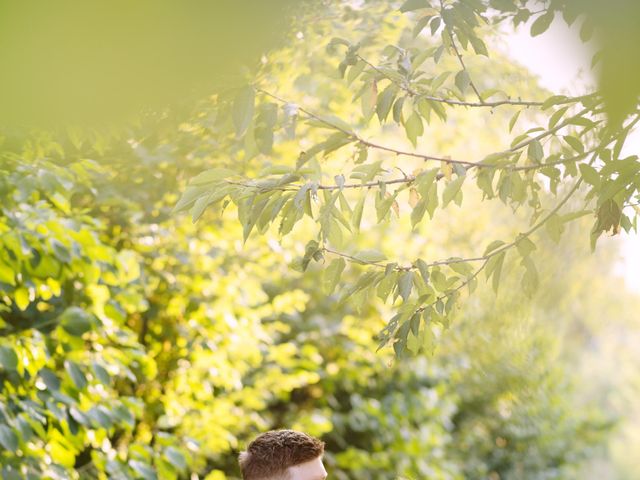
top-left (321, 166), bottom-right (586, 276)
top-left (447, 30), bottom-right (485, 104)
top-left (356, 52), bottom-right (594, 109)
top-left (256, 88), bottom-right (600, 175)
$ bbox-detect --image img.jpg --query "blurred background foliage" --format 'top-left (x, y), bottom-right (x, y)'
top-left (1, 1), bottom-right (640, 479)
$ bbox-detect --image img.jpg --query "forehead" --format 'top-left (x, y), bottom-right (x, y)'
top-left (287, 457), bottom-right (327, 480)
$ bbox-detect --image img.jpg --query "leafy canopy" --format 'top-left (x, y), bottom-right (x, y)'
top-left (178, 0), bottom-right (640, 357)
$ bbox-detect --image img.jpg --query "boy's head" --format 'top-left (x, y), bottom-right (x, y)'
top-left (238, 429), bottom-right (326, 480)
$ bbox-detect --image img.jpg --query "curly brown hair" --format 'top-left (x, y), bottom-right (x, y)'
top-left (238, 430), bottom-right (325, 480)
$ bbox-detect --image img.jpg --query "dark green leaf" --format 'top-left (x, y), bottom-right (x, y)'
top-left (404, 112), bottom-right (424, 147)
top-left (60, 307), bottom-right (95, 336)
top-left (323, 258), bottom-right (346, 295)
top-left (527, 139), bottom-right (544, 163)
top-left (65, 360), bottom-right (88, 390)
top-left (376, 84), bottom-right (397, 123)
top-left (579, 164), bottom-right (600, 187)
top-left (442, 176), bottom-right (465, 207)
top-left (530, 11), bottom-right (554, 37)
top-left (483, 240), bottom-right (505, 256)
top-left (39, 368), bottom-right (61, 391)
top-left (455, 70), bottom-right (471, 93)
top-left (508, 110), bottom-right (520, 133)
top-left (130, 460), bottom-right (158, 480)
top-left (0, 425), bottom-right (18, 452)
top-left (164, 447), bottom-right (187, 471)
top-left (353, 250), bottom-right (387, 264)
top-left (516, 236), bottom-right (536, 257)
top-left (0, 345), bottom-right (18, 371)
top-left (398, 271), bottom-right (414, 301)
top-left (92, 362), bottom-right (111, 385)
top-left (352, 194), bottom-right (366, 231)
top-left (563, 135), bottom-right (584, 154)
top-left (415, 259), bottom-right (430, 284)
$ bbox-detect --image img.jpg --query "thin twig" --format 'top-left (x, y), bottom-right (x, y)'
top-left (323, 160), bottom-right (588, 275)
top-left (256, 88), bottom-right (599, 174)
top-left (355, 53), bottom-right (593, 109)
top-left (322, 247), bottom-right (389, 269)
top-left (447, 30), bottom-right (485, 103)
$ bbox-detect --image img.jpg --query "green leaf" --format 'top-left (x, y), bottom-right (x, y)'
top-left (579, 163), bottom-right (600, 187)
top-left (411, 198), bottom-right (428, 227)
top-left (404, 112), bottom-right (424, 147)
top-left (60, 307), bottom-right (95, 336)
top-left (51, 239), bottom-right (72, 263)
top-left (188, 168), bottom-right (236, 186)
top-left (301, 240), bottom-right (320, 272)
top-left (375, 192), bottom-right (399, 222)
top-left (442, 176), bottom-right (465, 207)
top-left (563, 135), bottom-right (584, 154)
top-left (542, 95), bottom-right (569, 110)
top-left (323, 258), bottom-right (346, 295)
top-left (353, 250), bottom-right (387, 264)
top-left (455, 70), bottom-right (471, 93)
top-left (130, 460), bottom-right (158, 480)
top-left (0, 425), bottom-right (18, 452)
top-left (164, 447), bottom-right (187, 471)
top-left (516, 236), bottom-right (536, 257)
top-left (191, 194), bottom-right (213, 223)
top-left (415, 259), bottom-right (430, 284)
top-left (65, 360), bottom-right (88, 390)
top-left (483, 240), bottom-right (505, 256)
top-left (545, 213), bottom-right (564, 243)
top-left (413, 15), bottom-right (433, 37)
top-left (92, 362), bottom-right (111, 385)
top-left (321, 132), bottom-right (353, 157)
top-left (351, 161), bottom-right (383, 182)
top-left (376, 84), bottom-right (397, 123)
top-left (346, 59), bottom-right (366, 85)
top-left (360, 82), bottom-right (377, 121)
top-left (421, 320), bottom-right (436, 355)
top-left (485, 251), bottom-right (506, 293)
top-left (527, 139), bottom-right (544, 163)
top-left (377, 269), bottom-right (398, 302)
top-left (307, 114), bottom-right (355, 134)
top-left (469, 35), bottom-right (488, 56)
top-left (0, 346), bottom-right (18, 370)
top-left (14, 287), bottom-right (30, 311)
top-left (172, 185), bottom-right (210, 213)
top-left (393, 97), bottom-right (405, 123)
top-left (0, 261), bottom-right (15, 286)
top-left (232, 86), bottom-right (255, 137)
top-left (88, 406), bottom-right (113, 429)
top-left (415, 168), bottom-right (439, 196)
top-left (508, 110), bottom-right (520, 133)
top-left (449, 260), bottom-right (473, 276)
top-left (340, 271), bottom-right (382, 306)
top-left (352, 193), bottom-right (366, 231)
top-left (39, 368), bottom-right (61, 391)
top-left (530, 11), bottom-right (554, 37)
top-left (398, 271), bottom-right (414, 301)
top-left (548, 106), bottom-right (569, 128)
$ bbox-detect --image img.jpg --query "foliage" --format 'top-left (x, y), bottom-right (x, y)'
top-left (1, 0), bottom-right (639, 479)
top-left (0, 141), bottom-right (612, 478)
top-left (178, 0), bottom-right (640, 357)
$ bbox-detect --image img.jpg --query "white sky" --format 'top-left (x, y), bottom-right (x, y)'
top-left (501, 15), bottom-right (640, 293)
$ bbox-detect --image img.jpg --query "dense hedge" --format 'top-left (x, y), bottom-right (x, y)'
top-left (0, 127), bottom-right (608, 479)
